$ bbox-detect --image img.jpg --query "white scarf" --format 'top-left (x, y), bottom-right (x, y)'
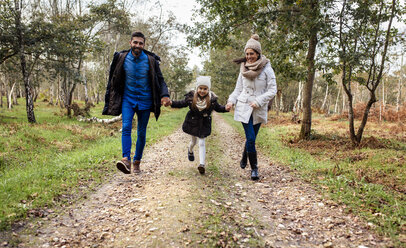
top-left (196, 93), bottom-right (211, 111)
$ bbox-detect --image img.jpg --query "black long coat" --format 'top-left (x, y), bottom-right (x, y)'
top-left (171, 91), bottom-right (228, 138)
top-left (102, 49), bottom-right (169, 120)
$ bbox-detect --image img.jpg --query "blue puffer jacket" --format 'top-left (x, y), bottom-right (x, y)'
top-left (102, 49), bottom-right (169, 120)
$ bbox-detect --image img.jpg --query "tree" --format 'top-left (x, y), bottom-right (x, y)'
top-left (202, 46), bottom-right (240, 103)
top-left (164, 48), bottom-right (193, 100)
top-left (337, 0), bottom-right (401, 145)
top-left (187, 0), bottom-right (335, 139)
top-left (0, 0), bottom-right (17, 65)
top-left (14, 0), bottom-right (36, 123)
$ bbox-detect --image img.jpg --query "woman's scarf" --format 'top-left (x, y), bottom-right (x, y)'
top-left (240, 55), bottom-right (270, 80)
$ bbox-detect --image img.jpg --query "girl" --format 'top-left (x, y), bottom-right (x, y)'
top-left (170, 76), bottom-right (228, 174)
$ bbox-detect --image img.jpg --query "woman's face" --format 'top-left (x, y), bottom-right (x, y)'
top-left (197, 86), bottom-right (209, 98)
top-left (245, 48), bottom-right (259, 63)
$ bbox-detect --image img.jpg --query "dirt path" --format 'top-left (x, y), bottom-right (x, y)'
top-left (14, 114), bottom-right (391, 247)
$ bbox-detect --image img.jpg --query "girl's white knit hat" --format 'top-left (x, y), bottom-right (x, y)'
top-left (196, 76), bottom-right (211, 90)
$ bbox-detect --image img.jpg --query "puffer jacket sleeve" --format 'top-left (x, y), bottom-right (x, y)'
top-left (254, 64), bottom-right (277, 107)
top-left (213, 99), bottom-right (228, 113)
top-left (171, 91), bottom-right (193, 108)
top-left (227, 73), bottom-right (244, 105)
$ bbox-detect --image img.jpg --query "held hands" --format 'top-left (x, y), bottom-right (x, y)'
top-left (225, 102), bottom-right (233, 111)
top-left (161, 97), bottom-right (171, 107)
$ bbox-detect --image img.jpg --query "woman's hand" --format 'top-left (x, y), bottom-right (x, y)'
top-left (225, 102), bottom-right (233, 111)
top-left (249, 102), bottom-right (259, 108)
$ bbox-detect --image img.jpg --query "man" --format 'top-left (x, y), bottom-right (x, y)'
top-left (103, 31), bottom-right (171, 174)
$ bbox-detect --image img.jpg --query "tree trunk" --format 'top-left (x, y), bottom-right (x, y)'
top-left (300, 28), bottom-right (318, 140)
top-left (275, 90), bottom-right (280, 116)
top-left (354, 0), bottom-right (395, 145)
top-left (96, 91), bottom-right (100, 104)
top-left (342, 73), bottom-right (357, 145)
top-left (334, 84), bottom-right (341, 113)
top-left (396, 77), bottom-right (402, 112)
top-left (356, 93), bottom-right (377, 144)
top-left (15, 0), bottom-right (36, 123)
top-left (279, 92), bottom-right (284, 112)
top-left (0, 82), bottom-right (3, 108)
top-left (12, 84), bottom-right (18, 105)
top-left (8, 82), bottom-right (16, 109)
top-left (50, 83), bottom-right (54, 105)
top-left (293, 81), bottom-right (303, 113)
top-left (342, 85), bottom-right (346, 113)
top-left (84, 68), bottom-right (89, 104)
top-left (321, 83), bottom-right (329, 112)
top-left (396, 55), bottom-right (403, 112)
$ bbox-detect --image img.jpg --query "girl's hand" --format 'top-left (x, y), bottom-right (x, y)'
top-left (249, 102), bottom-right (258, 108)
top-left (225, 102), bottom-right (233, 111)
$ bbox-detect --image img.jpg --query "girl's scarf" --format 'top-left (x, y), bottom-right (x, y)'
top-left (196, 93), bottom-right (211, 111)
top-left (240, 55), bottom-right (270, 80)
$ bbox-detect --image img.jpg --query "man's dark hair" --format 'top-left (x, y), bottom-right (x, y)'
top-left (131, 31), bottom-right (145, 42)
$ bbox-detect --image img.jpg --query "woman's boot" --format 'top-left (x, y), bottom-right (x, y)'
top-left (240, 146), bottom-right (248, 169)
top-left (248, 152), bottom-right (259, 180)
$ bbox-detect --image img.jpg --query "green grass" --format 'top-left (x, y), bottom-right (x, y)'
top-left (222, 112), bottom-right (405, 246)
top-left (0, 99), bottom-right (186, 230)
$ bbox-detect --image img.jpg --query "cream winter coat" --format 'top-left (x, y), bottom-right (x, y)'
top-left (228, 62), bottom-right (277, 125)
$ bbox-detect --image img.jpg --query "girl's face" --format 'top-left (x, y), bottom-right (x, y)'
top-left (245, 48), bottom-right (259, 63)
top-left (197, 86), bottom-right (209, 98)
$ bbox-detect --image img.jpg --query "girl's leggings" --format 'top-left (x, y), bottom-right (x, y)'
top-left (189, 136), bottom-right (206, 165)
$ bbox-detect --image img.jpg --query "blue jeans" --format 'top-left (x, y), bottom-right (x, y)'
top-left (242, 116), bottom-right (261, 153)
top-left (121, 100), bottom-right (151, 161)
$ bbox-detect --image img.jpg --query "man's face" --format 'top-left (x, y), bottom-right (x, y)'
top-left (130, 36), bottom-right (145, 57)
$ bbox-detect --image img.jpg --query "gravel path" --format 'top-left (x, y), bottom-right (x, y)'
top-left (12, 113), bottom-right (390, 248)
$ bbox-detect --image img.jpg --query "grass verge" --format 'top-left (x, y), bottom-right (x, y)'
top-left (0, 100), bottom-right (186, 230)
top-left (222, 112), bottom-right (405, 246)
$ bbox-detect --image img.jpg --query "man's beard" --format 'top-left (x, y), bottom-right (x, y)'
top-left (132, 47), bottom-right (142, 56)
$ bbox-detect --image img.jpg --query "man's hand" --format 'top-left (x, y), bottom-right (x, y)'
top-left (161, 97), bottom-right (171, 107)
top-left (225, 102), bottom-right (233, 111)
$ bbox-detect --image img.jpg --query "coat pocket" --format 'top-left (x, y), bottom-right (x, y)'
top-left (182, 114), bottom-right (199, 135)
top-left (237, 95), bottom-right (248, 103)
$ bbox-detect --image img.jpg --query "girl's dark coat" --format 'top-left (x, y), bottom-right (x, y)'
top-left (171, 91), bottom-right (228, 138)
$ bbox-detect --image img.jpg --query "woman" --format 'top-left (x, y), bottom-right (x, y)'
top-left (225, 34), bottom-right (277, 180)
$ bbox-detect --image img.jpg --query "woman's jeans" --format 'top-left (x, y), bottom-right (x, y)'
top-left (242, 116), bottom-right (261, 153)
top-left (121, 100), bottom-right (150, 161)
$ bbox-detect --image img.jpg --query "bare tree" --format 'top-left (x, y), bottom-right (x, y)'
top-left (338, 0), bottom-right (397, 145)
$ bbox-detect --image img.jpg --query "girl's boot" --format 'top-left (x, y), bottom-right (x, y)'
top-left (248, 152), bottom-right (259, 180)
top-left (240, 146), bottom-right (248, 169)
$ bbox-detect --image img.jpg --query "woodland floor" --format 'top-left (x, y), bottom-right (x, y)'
top-left (3, 114), bottom-right (393, 247)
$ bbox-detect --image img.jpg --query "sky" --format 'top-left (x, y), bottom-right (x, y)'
top-left (135, 0), bottom-right (204, 70)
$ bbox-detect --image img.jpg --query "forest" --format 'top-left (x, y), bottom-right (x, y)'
top-left (0, 0), bottom-right (405, 247)
top-left (1, 0), bottom-right (405, 145)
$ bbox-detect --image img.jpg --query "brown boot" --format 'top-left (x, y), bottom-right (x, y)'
top-left (116, 157), bottom-right (131, 174)
top-left (133, 160), bottom-right (141, 174)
